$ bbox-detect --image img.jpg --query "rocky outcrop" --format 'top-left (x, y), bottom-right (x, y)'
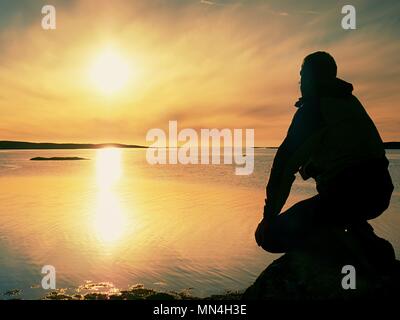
top-left (243, 223), bottom-right (400, 300)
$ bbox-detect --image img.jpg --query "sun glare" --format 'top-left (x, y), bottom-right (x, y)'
top-left (89, 49), bottom-right (130, 95)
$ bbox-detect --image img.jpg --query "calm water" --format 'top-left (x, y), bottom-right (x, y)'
top-left (0, 148), bottom-right (399, 299)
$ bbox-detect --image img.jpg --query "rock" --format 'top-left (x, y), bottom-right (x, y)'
top-left (30, 157), bottom-right (89, 161)
top-left (3, 289), bottom-right (22, 296)
top-left (243, 223), bottom-right (400, 300)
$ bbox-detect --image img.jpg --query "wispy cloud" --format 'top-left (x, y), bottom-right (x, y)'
top-left (200, 0), bottom-right (216, 5)
top-left (300, 10), bottom-right (319, 15)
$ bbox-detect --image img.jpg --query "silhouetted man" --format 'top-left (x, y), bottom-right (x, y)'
top-left (255, 51), bottom-right (394, 253)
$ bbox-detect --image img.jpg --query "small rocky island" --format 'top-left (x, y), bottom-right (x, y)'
top-left (30, 157), bottom-right (89, 161)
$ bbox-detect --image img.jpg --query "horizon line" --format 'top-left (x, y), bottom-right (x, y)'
top-left (1, 140), bottom-right (400, 150)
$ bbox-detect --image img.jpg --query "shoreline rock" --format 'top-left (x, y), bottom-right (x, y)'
top-left (242, 224), bottom-right (400, 300)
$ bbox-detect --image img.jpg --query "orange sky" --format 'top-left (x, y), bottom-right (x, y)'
top-left (0, 0), bottom-right (399, 146)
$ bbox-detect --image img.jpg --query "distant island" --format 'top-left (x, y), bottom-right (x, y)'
top-left (0, 141), bottom-right (147, 150)
top-left (30, 157), bottom-right (89, 161)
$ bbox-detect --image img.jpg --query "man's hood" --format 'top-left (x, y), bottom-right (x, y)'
top-left (333, 78), bottom-right (353, 97)
top-left (295, 78), bottom-right (353, 108)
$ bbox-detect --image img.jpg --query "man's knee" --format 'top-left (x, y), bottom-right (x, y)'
top-left (259, 226), bottom-right (287, 254)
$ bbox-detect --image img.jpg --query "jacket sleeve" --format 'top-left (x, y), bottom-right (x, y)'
top-left (264, 103), bottom-right (325, 218)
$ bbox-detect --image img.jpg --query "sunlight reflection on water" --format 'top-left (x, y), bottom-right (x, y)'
top-left (94, 148), bottom-right (127, 246)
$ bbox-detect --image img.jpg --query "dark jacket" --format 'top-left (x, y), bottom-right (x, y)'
top-left (264, 78), bottom-right (386, 217)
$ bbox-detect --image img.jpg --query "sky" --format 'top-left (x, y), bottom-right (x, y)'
top-left (0, 0), bottom-right (399, 146)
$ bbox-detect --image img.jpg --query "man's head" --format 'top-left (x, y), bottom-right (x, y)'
top-left (300, 51), bottom-right (337, 97)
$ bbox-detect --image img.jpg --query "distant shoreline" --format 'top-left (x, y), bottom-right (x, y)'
top-left (0, 141), bottom-right (147, 150)
top-left (254, 141), bottom-right (400, 150)
top-left (256, 142), bottom-right (400, 149)
top-left (0, 140), bottom-right (399, 150)
top-left (383, 142), bottom-right (400, 149)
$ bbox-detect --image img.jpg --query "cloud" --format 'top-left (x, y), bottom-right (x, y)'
top-left (200, 0), bottom-right (216, 5)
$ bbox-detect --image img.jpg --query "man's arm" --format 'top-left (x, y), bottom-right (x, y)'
top-left (263, 138), bottom-right (296, 220)
top-left (264, 102), bottom-right (325, 219)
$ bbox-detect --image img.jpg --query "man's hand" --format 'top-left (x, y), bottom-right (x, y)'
top-left (255, 218), bottom-right (266, 247)
top-left (256, 203), bottom-right (278, 248)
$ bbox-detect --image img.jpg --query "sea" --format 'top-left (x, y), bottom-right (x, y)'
top-left (0, 148), bottom-right (399, 299)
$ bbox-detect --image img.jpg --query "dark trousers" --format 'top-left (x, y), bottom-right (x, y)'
top-left (262, 157), bottom-right (394, 253)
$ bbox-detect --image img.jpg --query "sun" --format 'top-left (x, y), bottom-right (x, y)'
top-left (89, 49), bottom-right (130, 95)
